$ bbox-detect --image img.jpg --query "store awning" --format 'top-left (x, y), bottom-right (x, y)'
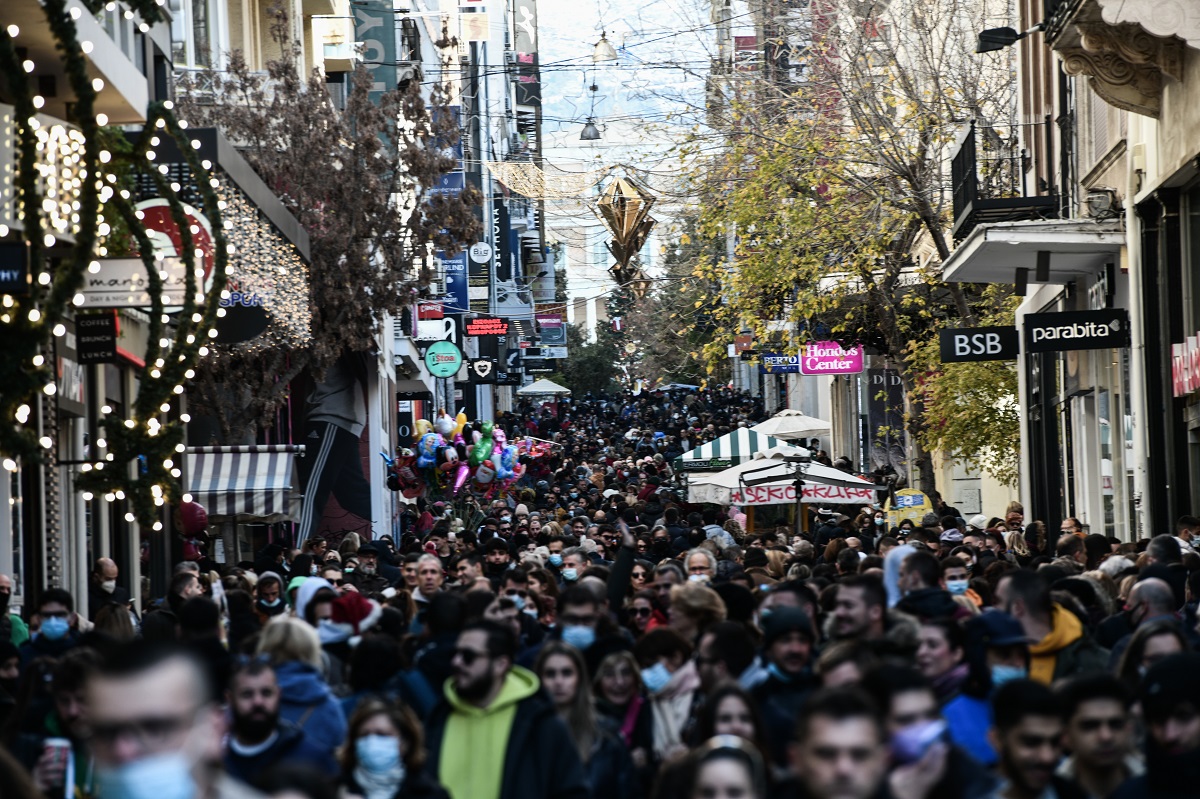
top-left (186, 445), bottom-right (305, 524)
top-left (688, 446), bottom-right (884, 505)
top-left (942, 219), bottom-right (1124, 285)
top-left (676, 428), bottom-right (782, 471)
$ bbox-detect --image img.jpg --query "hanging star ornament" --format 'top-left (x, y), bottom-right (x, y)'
top-left (595, 176), bottom-right (657, 286)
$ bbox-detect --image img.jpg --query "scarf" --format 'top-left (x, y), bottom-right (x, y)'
top-left (354, 764), bottom-right (404, 799)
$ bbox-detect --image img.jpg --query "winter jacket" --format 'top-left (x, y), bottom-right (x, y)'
top-left (19, 629), bottom-right (81, 665)
top-left (648, 660), bottom-right (701, 760)
top-left (752, 668), bottom-right (818, 768)
top-left (587, 729), bottom-right (642, 799)
top-left (1111, 744), bottom-right (1200, 799)
top-left (1028, 604), bottom-right (1109, 684)
top-left (273, 660), bottom-right (346, 774)
top-left (424, 666), bottom-right (588, 799)
top-left (943, 693), bottom-right (995, 766)
top-left (895, 587), bottom-right (962, 621)
top-left (223, 719), bottom-right (335, 782)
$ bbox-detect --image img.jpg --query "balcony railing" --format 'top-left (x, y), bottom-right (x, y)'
top-left (950, 121), bottom-right (1058, 242)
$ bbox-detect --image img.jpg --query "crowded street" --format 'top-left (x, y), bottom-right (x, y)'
top-left (6, 0), bottom-right (1200, 797)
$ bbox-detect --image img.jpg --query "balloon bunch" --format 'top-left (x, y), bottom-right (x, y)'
top-left (385, 409), bottom-right (537, 500)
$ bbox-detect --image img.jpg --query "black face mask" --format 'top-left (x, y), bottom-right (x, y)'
top-left (653, 539), bottom-right (670, 553)
top-left (0, 592), bottom-right (10, 612)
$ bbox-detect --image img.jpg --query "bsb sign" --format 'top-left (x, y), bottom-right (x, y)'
top-left (939, 326), bottom-right (1019, 363)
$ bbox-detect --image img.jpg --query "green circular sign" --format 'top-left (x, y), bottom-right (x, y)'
top-left (424, 340), bottom-right (463, 378)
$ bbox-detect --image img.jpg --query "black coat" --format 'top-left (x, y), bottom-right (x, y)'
top-left (895, 587), bottom-right (961, 621)
top-left (586, 729), bottom-right (642, 799)
top-left (424, 686), bottom-right (588, 799)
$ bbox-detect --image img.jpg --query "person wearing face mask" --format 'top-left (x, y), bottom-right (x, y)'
top-left (943, 611), bottom-right (1031, 767)
top-left (558, 548), bottom-right (589, 587)
top-left (634, 628), bottom-right (701, 761)
top-left (939, 557), bottom-right (982, 608)
top-left (860, 665), bottom-right (998, 799)
top-left (88, 557), bottom-right (133, 622)
top-left (254, 572), bottom-right (288, 623)
top-left (340, 699), bottom-right (450, 799)
top-left (20, 589), bottom-right (81, 666)
top-left (750, 607), bottom-right (819, 769)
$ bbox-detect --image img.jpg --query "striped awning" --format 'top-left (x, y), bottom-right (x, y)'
top-left (185, 445), bottom-right (305, 523)
top-left (675, 428), bottom-right (782, 471)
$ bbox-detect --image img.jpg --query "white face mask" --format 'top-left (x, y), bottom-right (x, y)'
top-left (101, 580), bottom-right (117, 594)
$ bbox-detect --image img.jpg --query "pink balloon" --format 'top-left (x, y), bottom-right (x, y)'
top-left (453, 462), bottom-right (471, 495)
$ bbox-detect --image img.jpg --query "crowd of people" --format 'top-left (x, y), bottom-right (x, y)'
top-left (1, 387), bottom-right (1199, 799)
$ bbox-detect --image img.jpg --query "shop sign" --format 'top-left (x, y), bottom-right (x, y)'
top-left (730, 483), bottom-right (877, 506)
top-left (938, 326), bottom-right (1019, 363)
top-left (80, 257), bottom-right (191, 308)
top-left (1023, 309), bottom-right (1129, 353)
top-left (76, 312), bottom-right (118, 365)
top-left (681, 458), bottom-right (733, 471)
top-left (0, 242), bottom-right (29, 294)
top-left (765, 342), bottom-right (865, 375)
top-left (468, 357), bottom-right (498, 383)
top-left (465, 316), bottom-right (509, 337)
top-left (424, 340), bottom-right (463, 378)
top-left (1172, 333), bottom-right (1200, 397)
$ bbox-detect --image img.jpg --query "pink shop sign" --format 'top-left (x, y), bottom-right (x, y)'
top-left (798, 341), bottom-right (864, 375)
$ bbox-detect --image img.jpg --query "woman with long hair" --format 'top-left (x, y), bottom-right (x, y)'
top-left (690, 682), bottom-right (769, 762)
top-left (339, 698), bottom-right (449, 799)
top-left (594, 651), bottom-right (654, 772)
top-left (1115, 619), bottom-right (1190, 688)
top-left (535, 642), bottom-right (640, 799)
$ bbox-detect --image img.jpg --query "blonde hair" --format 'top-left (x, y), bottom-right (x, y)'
top-left (669, 582), bottom-right (727, 628)
top-left (764, 550), bottom-right (789, 580)
top-left (257, 616), bottom-right (322, 668)
top-left (1005, 531), bottom-right (1030, 557)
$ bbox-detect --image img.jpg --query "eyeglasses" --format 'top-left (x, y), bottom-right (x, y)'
top-left (453, 647), bottom-right (490, 666)
top-left (89, 706), bottom-right (204, 753)
top-left (632, 607), bottom-right (652, 617)
top-left (505, 589), bottom-right (528, 599)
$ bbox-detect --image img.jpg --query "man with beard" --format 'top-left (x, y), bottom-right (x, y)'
top-left (1056, 675), bottom-right (1140, 799)
top-left (223, 658), bottom-right (335, 780)
top-left (425, 619), bottom-right (587, 799)
top-left (345, 545), bottom-right (389, 594)
top-left (1112, 653), bottom-right (1200, 798)
top-left (752, 607), bottom-right (820, 768)
top-left (484, 538), bottom-right (513, 579)
top-left (785, 688), bottom-right (890, 799)
top-left (987, 680), bottom-right (1082, 799)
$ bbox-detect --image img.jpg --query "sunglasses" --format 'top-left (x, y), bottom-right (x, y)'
top-left (632, 607), bottom-right (653, 617)
top-left (453, 647), bottom-right (490, 666)
top-left (505, 589), bottom-right (528, 598)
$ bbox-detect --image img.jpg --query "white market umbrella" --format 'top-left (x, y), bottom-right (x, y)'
top-left (516, 378), bottom-right (572, 396)
top-left (750, 409), bottom-right (832, 442)
top-left (688, 446), bottom-right (882, 506)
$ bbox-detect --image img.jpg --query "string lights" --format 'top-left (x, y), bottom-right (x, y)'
top-left (0, 0), bottom-right (229, 529)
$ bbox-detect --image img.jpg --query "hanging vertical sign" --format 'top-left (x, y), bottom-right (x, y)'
top-left (492, 196), bottom-right (512, 283)
top-left (439, 250), bottom-right (469, 314)
top-left (512, 0), bottom-right (540, 106)
top-left (354, 0), bottom-right (398, 105)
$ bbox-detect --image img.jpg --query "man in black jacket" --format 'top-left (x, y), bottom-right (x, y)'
top-left (425, 620), bottom-right (587, 799)
top-left (223, 658), bottom-right (336, 780)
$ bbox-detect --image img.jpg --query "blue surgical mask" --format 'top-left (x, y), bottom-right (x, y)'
top-left (40, 616), bottom-right (69, 641)
top-left (561, 568), bottom-right (578, 582)
top-left (946, 579), bottom-right (969, 596)
top-left (355, 734), bottom-right (404, 776)
top-left (874, 517), bottom-right (885, 525)
top-left (509, 594), bottom-right (526, 612)
top-left (560, 624), bottom-right (596, 650)
top-left (261, 597), bottom-right (282, 608)
top-left (641, 662), bottom-right (672, 694)
top-left (990, 664), bottom-right (1026, 689)
top-left (95, 750), bottom-right (196, 799)
top-left (549, 554), bottom-right (564, 567)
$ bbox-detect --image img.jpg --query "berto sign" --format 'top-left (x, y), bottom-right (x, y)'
top-left (1023, 309), bottom-right (1130, 354)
